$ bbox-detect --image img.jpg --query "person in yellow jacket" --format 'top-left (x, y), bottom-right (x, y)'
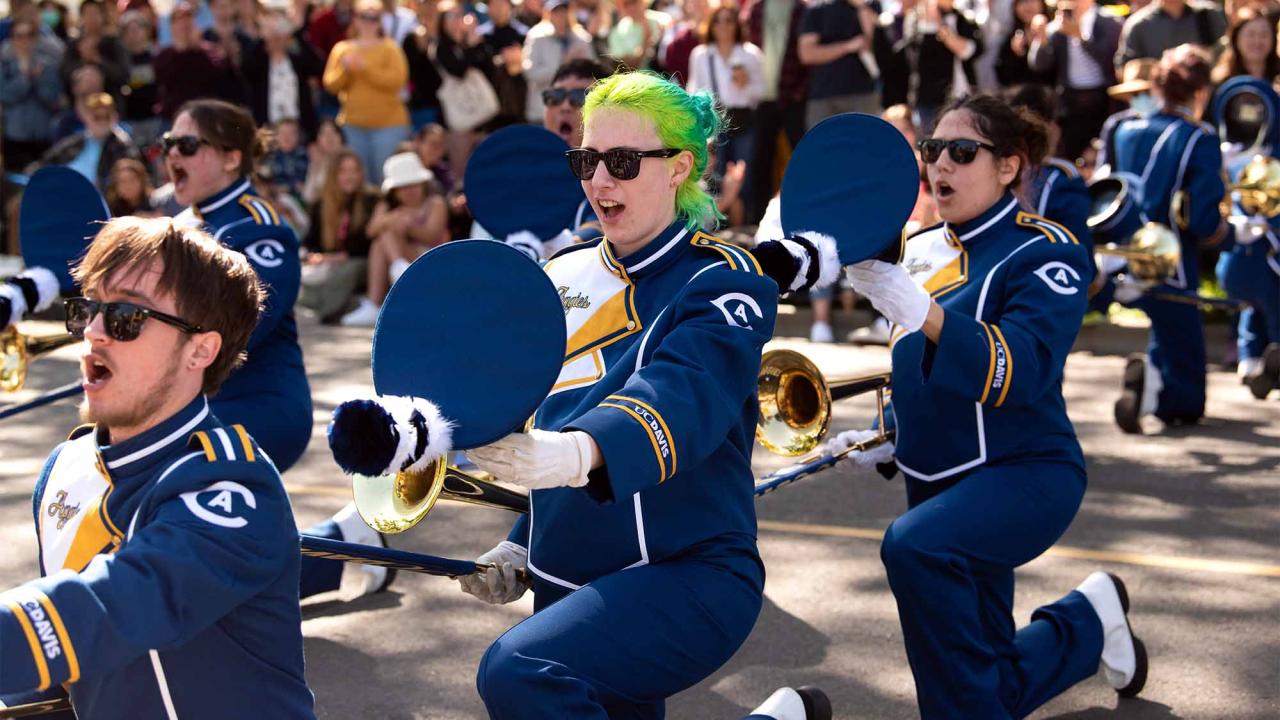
top-left (322, 0), bottom-right (411, 185)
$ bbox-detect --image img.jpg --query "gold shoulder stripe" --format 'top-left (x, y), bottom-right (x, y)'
top-left (191, 431), bottom-right (217, 462)
top-left (1016, 212), bottom-right (1079, 245)
top-left (690, 231), bottom-right (763, 275)
top-left (232, 425), bottom-right (256, 463)
top-left (237, 196), bottom-right (264, 224)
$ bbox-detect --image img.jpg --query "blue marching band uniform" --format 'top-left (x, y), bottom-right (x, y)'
top-left (0, 397), bottom-right (315, 718)
top-left (478, 221), bottom-right (779, 718)
top-left (1097, 105), bottom-right (1229, 426)
top-left (880, 195), bottom-right (1114, 718)
top-left (1029, 157), bottom-right (1095, 257)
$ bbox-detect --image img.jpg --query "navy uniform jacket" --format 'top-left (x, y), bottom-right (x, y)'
top-left (175, 178), bottom-right (313, 467)
top-left (505, 221), bottom-right (778, 594)
top-left (1028, 158), bottom-right (1094, 254)
top-left (0, 396), bottom-right (314, 719)
top-left (888, 195), bottom-right (1090, 481)
top-left (1098, 108), bottom-right (1228, 288)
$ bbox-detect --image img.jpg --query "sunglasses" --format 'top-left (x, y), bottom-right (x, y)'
top-left (357, 12), bottom-right (380, 20)
top-left (161, 132), bottom-right (211, 157)
top-left (565, 147), bottom-right (681, 181)
top-left (542, 87), bottom-right (589, 108)
top-left (917, 138), bottom-right (998, 165)
top-left (65, 298), bottom-right (204, 342)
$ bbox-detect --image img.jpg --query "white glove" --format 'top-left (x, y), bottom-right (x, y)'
top-left (466, 429), bottom-right (595, 490)
top-left (1229, 214), bottom-right (1268, 245)
top-left (457, 540), bottom-right (530, 604)
top-left (847, 260), bottom-right (932, 333)
top-left (824, 429), bottom-right (896, 472)
top-left (1112, 276), bottom-right (1149, 304)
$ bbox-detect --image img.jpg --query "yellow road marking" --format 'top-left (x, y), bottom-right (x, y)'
top-left (757, 519), bottom-right (1280, 578)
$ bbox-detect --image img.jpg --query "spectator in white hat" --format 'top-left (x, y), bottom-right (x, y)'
top-left (341, 151), bottom-right (448, 325)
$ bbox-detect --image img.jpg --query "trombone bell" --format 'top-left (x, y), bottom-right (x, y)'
top-left (756, 348), bottom-right (892, 457)
top-left (1096, 222), bottom-right (1182, 284)
top-left (352, 456), bottom-right (531, 534)
top-left (1, 327), bottom-right (80, 393)
top-left (1233, 154), bottom-right (1280, 218)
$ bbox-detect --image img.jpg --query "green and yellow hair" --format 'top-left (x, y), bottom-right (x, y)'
top-left (581, 71), bottom-right (724, 229)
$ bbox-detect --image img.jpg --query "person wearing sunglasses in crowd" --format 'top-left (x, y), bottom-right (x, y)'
top-left (455, 70), bottom-right (779, 719)
top-left (826, 93), bottom-right (1148, 719)
top-left (166, 99), bottom-right (394, 601)
top-left (0, 217), bottom-right (315, 719)
top-left (1095, 44), bottom-right (1229, 433)
top-left (542, 58), bottom-right (612, 247)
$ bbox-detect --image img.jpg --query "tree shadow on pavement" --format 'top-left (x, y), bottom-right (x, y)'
top-left (1041, 697), bottom-right (1181, 719)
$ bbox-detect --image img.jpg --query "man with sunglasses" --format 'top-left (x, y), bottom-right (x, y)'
top-left (29, 93), bottom-right (141, 191)
top-left (0, 217), bottom-right (316, 719)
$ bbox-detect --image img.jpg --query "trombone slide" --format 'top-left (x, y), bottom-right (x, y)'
top-left (754, 430), bottom-right (897, 498)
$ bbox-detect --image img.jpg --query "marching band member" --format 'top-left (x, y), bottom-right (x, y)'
top-left (461, 71), bottom-right (779, 719)
top-left (1095, 45), bottom-right (1229, 432)
top-left (1007, 83), bottom-right (1094, 256)
top-left (1221, 194), bottom-right (1280, 400)
top-left (0, 218), bottom-right (314, 718)
top-left (830, 93), bottom-right (1146, 718)
top-left (166, 99), bottom-right (390, 598)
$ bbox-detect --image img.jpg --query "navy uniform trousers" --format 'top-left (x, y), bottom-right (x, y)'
top-left (882, 463), bottom-right (1102, 719)
top-left (477, 547), bottom-right (763, 720)
top-left (1217, 235), bottom-right (1280, 364)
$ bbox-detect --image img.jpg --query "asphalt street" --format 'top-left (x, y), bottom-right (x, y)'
top-left (1, 309), bottom-right (1276, 719)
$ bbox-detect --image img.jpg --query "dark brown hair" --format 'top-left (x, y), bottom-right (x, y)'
top-left (701, 3), bottom-right (744, 45)
top-left (72, 217), bottom-right (264, 394)
top-left (176, 99), bottom-right (271, 177)
top-left (938, 93), bottom-right (1050, 190)
top-left (104, 158), bottom-right (155, 216)
top-left (1210, 6), bottom-right (1280, 85)
top-left (1153, 44), bottom-right (1214, 108)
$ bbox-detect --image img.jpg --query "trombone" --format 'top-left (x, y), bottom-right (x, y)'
top-left (351, 456), bottom-right (529, 534)
top-left (1095, 223), bottom-right (1248, 311)
top-left (1, 326), bottom-right (79, 393)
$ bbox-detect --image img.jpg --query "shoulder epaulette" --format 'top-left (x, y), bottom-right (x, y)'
top-left (237, 195), bottom-right (282, 226)
top-left (67, 424), bottom-right (94, 441)
top-left (689, 231), bottom-right (763, 275)
top-left (1015, 211), bottom-right (1080, 245)
top-left (188, 425), bottom-right (260, 463)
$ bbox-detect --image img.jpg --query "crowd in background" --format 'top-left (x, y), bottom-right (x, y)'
top-left (0, 0), bottom-right (1267, 329)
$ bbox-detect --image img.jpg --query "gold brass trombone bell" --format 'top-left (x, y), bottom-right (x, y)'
top-left (1094, 222), bottom-right (1182, 285)
top-left (756, 348), bottom-right (891, 457)
top-left (1, 326), bottom-right (80, 393)
top-left (1233, 154), bottom-right (1280, 218)
top-left (352, 457), bottom-right (529, 534)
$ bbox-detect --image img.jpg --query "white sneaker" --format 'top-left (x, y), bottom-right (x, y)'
top-left (809, 321), bottom-right (834, 343)
top-left (747, 686), bottom-right (831, 720)
top-left (847, 317), bottom-right (891, 345)
top-left (1076, 571), bottom-right (1147, 696)
top-left (340, 297), bottom-right (380, 327)
top-left (333, 503), bottom-right (395, 596)
top-left (1237, 356), bottom-right (1263, 381)
top-left (390, 257), bottom-right (411, 284)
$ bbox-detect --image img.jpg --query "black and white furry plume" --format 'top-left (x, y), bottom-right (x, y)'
top-left (328, 395), bottom-right (454, 476)
top-left (752, 232), bottom-right (841, 294)
top-left (1, 267), bottom-right (60, 328)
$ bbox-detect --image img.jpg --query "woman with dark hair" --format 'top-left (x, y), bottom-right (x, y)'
top-left (686, 1), bottom-right (762, 188)
top-left (994, 0), bottom-right (1055, 87)
top-left (1097, 44), bottom-right (1228, 433)
top-left (1210, 5), bottom-right (1280, 86)
top-left (829, 92), bottom-right (1146, 718)
top-left (169, 98), bottom-right (396, 599)
top-left (105, 157), bottom-right (158, 216)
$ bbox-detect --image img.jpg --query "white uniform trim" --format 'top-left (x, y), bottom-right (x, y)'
top-left (106, 401), bottom-right (209, 470)
top-left (625, 227), bottom-right (690, 272)
top-left (1037, 169), bottom-right (1058, 215)
top-left (1139, 122), bottom-right (1180, 186)
top-left (957, 198), bottom-right (1018, 242)
top-left (197, 180), bottom-right (252, 215)
top-left (213, 217), bottom-right (254, 242)
top-left (1166, 129), bottom-right (1204, 289)
top-left (897, 235), bottom-right (1044, 483)
top-left (148, 650), bottom-right (180, 720)
top-left (212, 428), bottom-right (236, 461)
top-left (125, 452), bottom-right (204, 541)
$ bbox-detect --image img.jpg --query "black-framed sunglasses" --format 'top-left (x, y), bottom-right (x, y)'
top-left (542, 87), bottom-right (589, 108)
top-left (65, 298), bottom-right (204, 342)
top-left (917, 138), bottom-right (999, 165)
top-left (160, 132), bottom-right (211, 157)
top-left (565, 148), bottom-right (681, 181)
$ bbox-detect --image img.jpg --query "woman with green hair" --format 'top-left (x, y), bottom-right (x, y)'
top-left (459, 70), bottom-right (785, 718)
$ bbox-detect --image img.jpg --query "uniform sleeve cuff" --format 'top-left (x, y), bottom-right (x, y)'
top-left (566, 403), bottom-right (669, 504)
top-left (927, 307), bottom-right (1005, 403)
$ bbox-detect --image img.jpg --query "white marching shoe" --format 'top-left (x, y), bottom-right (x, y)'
top-left (389, 257), bottom-right (411, 284)
top-left (333, 503), bottom-right (396, 596)
top-left (747, 686), bottom-right (832, 720)
top-left (1077, 571), bottom-right (1147, 697)
top-left (340, 297), bottom-right (380, 327)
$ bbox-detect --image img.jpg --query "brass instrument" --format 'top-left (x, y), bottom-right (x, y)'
top-left (1232, 154), bottom-right (1280, 218)
top-left (1, 326), bottom-right (79, 393)
top-left (1095, 222), bottom-right (1182, 284)
top-left (351, 458), bottom-right (529, 534)
top-left (756, 348), bottom-right (891, 457)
